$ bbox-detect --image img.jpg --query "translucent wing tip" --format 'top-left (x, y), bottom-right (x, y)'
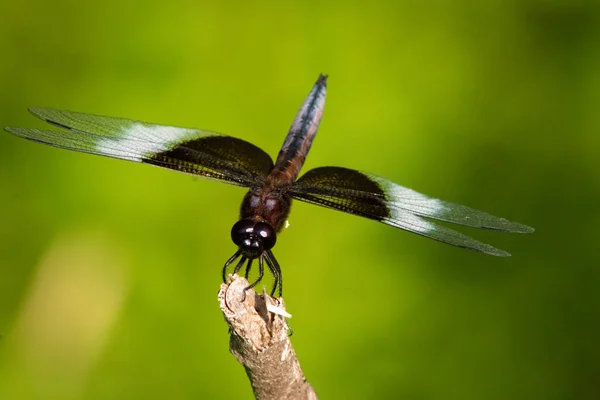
top-left (518, 224), bottom-right (535, 234)
top-left (484, 221), bottom-right (535, 234)
top-left (28, 107), bottom-right (64, 126)
top-left (450, 236), bottom-right (512, 257)
top-left (29, 106), bottom-right (48, 118)
top-left (483, 247), bottom-right (512, 257)
top-left (29, 107), bottom-right (97, 132)
top-left (3, 108), bottom-right (53, 133)
top-left (4, 126), bottom-right (31, 137)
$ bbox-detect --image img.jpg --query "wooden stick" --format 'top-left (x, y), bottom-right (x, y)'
top-left (218, 275), bottom-right (317, 400)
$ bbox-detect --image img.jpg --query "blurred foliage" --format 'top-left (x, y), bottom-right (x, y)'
top-left (0, 0), bottom-right (599, 399)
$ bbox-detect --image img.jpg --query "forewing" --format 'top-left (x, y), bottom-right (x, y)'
top-left (290, 166), bottom-right (533, 256)
top-left (5, 107), bottom-right (274, 187)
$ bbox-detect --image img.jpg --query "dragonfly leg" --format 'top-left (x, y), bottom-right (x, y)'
top-left (244, 258), bottom-right (254, 279)
top-left (222, 249), bottom-right (242, 283)
top-left (265, 250), bottom-right (283, 297)
top-left (244, 255), bottom-right (265, 290)
top-left (242, 256), bottom-right (264, 301)
top-left (233, 255), bottom-right (247, 276)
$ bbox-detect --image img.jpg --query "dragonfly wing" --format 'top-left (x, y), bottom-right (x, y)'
top-left (5, 107), bottom-right (274, 187)
top-left (290, 166), bottom-right (533, 256)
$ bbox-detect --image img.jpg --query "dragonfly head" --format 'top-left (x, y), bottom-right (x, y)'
top-left (231, 219), bottom-right (277, 258)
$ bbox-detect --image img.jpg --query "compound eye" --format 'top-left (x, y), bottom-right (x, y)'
top-left (254, 222), bottom-right (277, 250)
top-left (231, 219), bottom-right (254, 246)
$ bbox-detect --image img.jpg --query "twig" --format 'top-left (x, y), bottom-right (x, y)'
top-left (218, 275), bottom-right (317, 400)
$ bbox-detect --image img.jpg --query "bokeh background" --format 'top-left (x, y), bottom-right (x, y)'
top-left (0, 1), bottom-right (598, 399)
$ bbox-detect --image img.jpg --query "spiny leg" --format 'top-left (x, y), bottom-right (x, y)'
top-left (263, 252), bottom-right (280, 297)
top-left (266, 250), bottom-right (283, 297)
top-left (244, 258), bottom-right (254, 279)
top-left (222, 249), bottom-right (242, 283)
top-left (245, 255), bottom-right (265, 292)
top-left (232, 255), bottom-right (247, 276)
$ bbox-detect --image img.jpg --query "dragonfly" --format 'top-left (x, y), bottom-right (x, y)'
top-left (4, 74), bottom-right (534, 297)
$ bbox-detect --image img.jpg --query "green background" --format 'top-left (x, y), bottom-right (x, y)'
top-left (0, 1), bottom-right (598, 399)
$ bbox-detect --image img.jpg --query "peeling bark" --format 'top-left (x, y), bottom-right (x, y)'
top-left (218, 275), bottom-right (317, 400)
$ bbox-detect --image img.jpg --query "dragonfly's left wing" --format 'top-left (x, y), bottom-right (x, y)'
top-left (5, 107), bottom-right (274, 187)
top-left (290, 166), bottom-right (534, 256)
